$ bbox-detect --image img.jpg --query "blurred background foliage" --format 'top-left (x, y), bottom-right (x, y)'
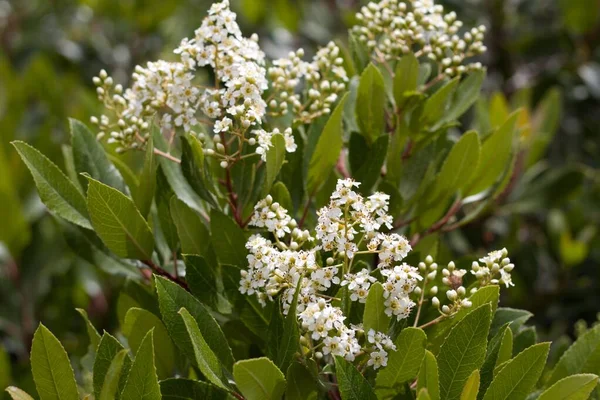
top-left (0, 0), bottom-right (599, 394)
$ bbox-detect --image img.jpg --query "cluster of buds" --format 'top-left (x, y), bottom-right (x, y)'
top-left (471, 248), bottom-right (515, 288)
top-left (267, 42), bottom-right (348, 124)
top-left (353, 0), bottom-right (486, 78)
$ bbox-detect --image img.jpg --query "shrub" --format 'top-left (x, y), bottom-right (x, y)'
top-left (8, 0), bottom-right (600, 399)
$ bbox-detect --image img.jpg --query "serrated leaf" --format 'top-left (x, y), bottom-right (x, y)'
top-left (93, 333), bottom-right (131, 400)
top-left (349, 133), bottom-right (389, 194)
top-left (461, 370), bottom-right (480, 400)
top-left (335, 356), bottom-right (377, 400)
top-left (548, 323), bottom-right (600, 385)
top-left (465, 112), bottom-right (517, 196)
top-left (155, 276), bottom-right (234, 371)
top-left (233, 357), bottom-right (287, 400)
top-left (30, 324), bottom-right (79, 400)
top-left (178, 307), bottom-right (227, 389)
top-left (417, 388), bottom-right (432, 400)
top-left (307, 94), bottom-right (348, 194)
top-left (285, 362), bottom-right (318, 400)
top-left (479, 324), bottom-right (512, 399)
top-left (363, 282), bottom-right (391, 334)
top-left (276, 281), bottom-right (301, 372)
top-left (513, 327), bottom-right (537, 356)
top-left (438, 304), bottom-right (492, 400)
top-left (418, 350), bottom-right (440, 400)
top-left (170, 197), bottom-right (210, 255)
top-left (76, 308), bottom-right (101, 371)
top-left (185, 254), bottom-right (230, 312)
top-left (490, 308), bottom-right (532, 337)
top-left (122, 307), bottom-right (175, 379)
top-left (5, 387), bottom-right (34, 400)
top-left (121, 330), bottom-right (161, 400)
top-left (482, 342), bottom-right (550, 400)
top-left (99, 349), bottom-right (129, 400)
top-left (85, 176), bottom-right (154, 259)
top-left (70, 118), bottom-right (126, 193)
top-left (376, 327), bottom-right (426, 396)
top-left (356, 63), bottom-right (385, 144)
top-left (393, 53), bottom-right (419, 108)
top-left (210, 209), bottom-right (247, 269)
top-left (134, 137), bottom-right (156, 218)
top-left (263, 133), bottom-right (287, 196)
top-left (538, 373), bottom-right (599, 400)
top-left (160, 378), bottom-right (229, 399)
top-left (12, 141), bottom-right (91, 228)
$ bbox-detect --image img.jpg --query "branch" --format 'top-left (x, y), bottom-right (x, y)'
top-left (142, 260), bottom-right (189, 291)
top-left (411, 198), bottom-right (462, 246)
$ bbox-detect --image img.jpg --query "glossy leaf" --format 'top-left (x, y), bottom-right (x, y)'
top-left (417, 350), bottom-right (440, 400)
top-left (363, 282), bottom-right (391, 334)
top-left (461, 370), bottom-right (480, 400)
top-left (233, 357), bottom-right (287, 400)
top-left (263, 133), bottom-right (287, 196)
top-left (285, 362), bottom-right (318, 400)
top-left (121, 330), bottom-right (161, 400)
top-left (30, 324), bottom-right (79, 400)
top-left (210, 209), bottom-right (247, 269)
top-left (356, 63), bottom-right (385, 144)
top-left (98, 350), bottom-right (129, 400)
top-left (549, 323), bottom-right (600, 385)
top-left (438, 304), bottom-right (492, 400)
top-left (86, 176), bottom-right (154, 259)
top-left (393, 53), bottom-right (420, 108)
top-left (93, 333), bottom-right (131, 400)
top-left (134, 137), bottom-right (156, 218)
top-left (170, 197), bottom-right (210, 255)
top-left (12, 141), bottom-right (91, 229)
top-left (482, 342), bottom-right (550, 400)
top-left (538, 373), bottom-right (599, 400)
top-left (5, 387), bottom-right (35, 400)
top-left (160, 378), bottom-right (229, 400)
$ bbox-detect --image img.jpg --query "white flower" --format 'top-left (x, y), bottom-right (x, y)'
top-left (367, 350), bottom-right (388, 369)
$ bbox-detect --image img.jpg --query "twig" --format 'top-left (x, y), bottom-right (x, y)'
top-left (299, 189), bottom-right (317, 228)
top-left (418, 315), bottom-right (446, 330)
top-left (411, 198), bottom-right (462, 246)
top-left (142, 260), bottom-right (189, 291)
top-left (153, 148), bottom-right (181, 164)
top-left (335, 152), bottom-right (350, 178)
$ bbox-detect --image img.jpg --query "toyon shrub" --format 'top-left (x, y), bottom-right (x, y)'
top-left (8, 0), bottom-right (599, 399)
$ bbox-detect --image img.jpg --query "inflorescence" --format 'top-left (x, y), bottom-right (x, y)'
top-left (353, 0), bottom-right (486, 77)
top-left (239, 178), bottom-right (515, 369)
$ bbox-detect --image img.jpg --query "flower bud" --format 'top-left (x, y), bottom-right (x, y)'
top-left (425, 255), bottom-right (433, 264)
top-left (432, 297), bottom-right (440, 307)
top-left (219, 161), bottom-right (228, 169)
top-left (446, 289), bottom-right (457, 301)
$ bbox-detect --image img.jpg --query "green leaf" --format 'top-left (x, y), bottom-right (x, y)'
top-left (134, 137), bottom-right (156, 218)
top-left (376, 327), bottom-right (427, 395)
top-left (178, 307), bottom-right (228, 389)
top-left (155, 166), bottom-right (179, 251)
top-left (70, 118), bottom-right (126, 193)
top-left (349, 133), bottom-right (389, 194)
top-left (548, 323), bottom-right (600, 385)
top-left (0, 146), bottom-right (30, 256)
top-left (93, 333), bottom-right (131, 400)
top-left (417, 388), bottom-right (432, 400)
top-left (465, 113), bottom-right (517, 196)
top-left (490, 308), bottom-right (532, 337)
top-left (480, 325), bottom-right (513, 399)
top-left (170, 197), bottom-right (210, 255)
top-left (285, 362), bottom-right (318, 400)
top-left (444, 70), bottom-right (485, 123)
top-left (276, 281), bottom-right (301, 372)
top-left (122, 307), bottom-right (176, 379)
top-left (422, 78), bottom-right (460, 126)
top-left (438, 304), bottom-right (492, 400)
top-left (356, 63), bottom-right (385, 144)
top-left (181, 135), bottom-right (218, 208)
top-left (233, 357), bottom-right (287, 400)
top-left (429, 285), bottom-right (499, 353)
top-left (363, 282), bottom-right (391, 334)
top-left (335, 356), bottom-right (378, 400)
top-left (30, 324), bottom-right (79, 400)
top-left (155, 276), bottom-right (234, 371)
top-left (393, 53), bottom-right (420, 108)
top-left (121, 330), bottom-right (161, 400)
top-left (430, 131), bottom-right (480, 202)
top-left (99, 350), bottom-right (129, 400)
top-left (263, 133), bottom-right (287, 196)
top-left (210, 209), bottom-right (247, 269)
top-left (417, 351), bottom-right (440, 400)
top-left (527, 88), bottom-right (561, 167)
top-left (76, 308), bottom-right (101, 371)
top-left (461, 370), bottom-right (480, 400)
top-left (306, 93), bottom-right (348, 194)
top-left (482, 342), bottom-right (550, 400)
top-left (513, 327), bottom-right (537, 357)
top-left (85, 176), bottom-right (154, 259)
top-left (560, 0), bottom-right (600, 35)
top-left (160, 378), bottom-right (229, 400)
top-left (12, 141), bottom-right (91, 229)
top-left (5, 387), bottom-right (35, 400)
top-left (538, 373), bottom-right (599, 400)
top-left (185, 254), bottom-right (230, 312)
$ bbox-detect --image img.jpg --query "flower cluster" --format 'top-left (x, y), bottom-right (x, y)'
top-left (471, 248), bottom-right (515, 288)
top-left (268, 42), bottom-right (348, 124)
top-left (353, 0), bottom-right (486, 78)
top-left (90, 0), bottom-right (297, 164)
top-left (239, 178), bottom-right (517, 369)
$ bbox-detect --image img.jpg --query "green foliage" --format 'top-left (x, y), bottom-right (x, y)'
top-left (233, 358), bottom-right (286, 400)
